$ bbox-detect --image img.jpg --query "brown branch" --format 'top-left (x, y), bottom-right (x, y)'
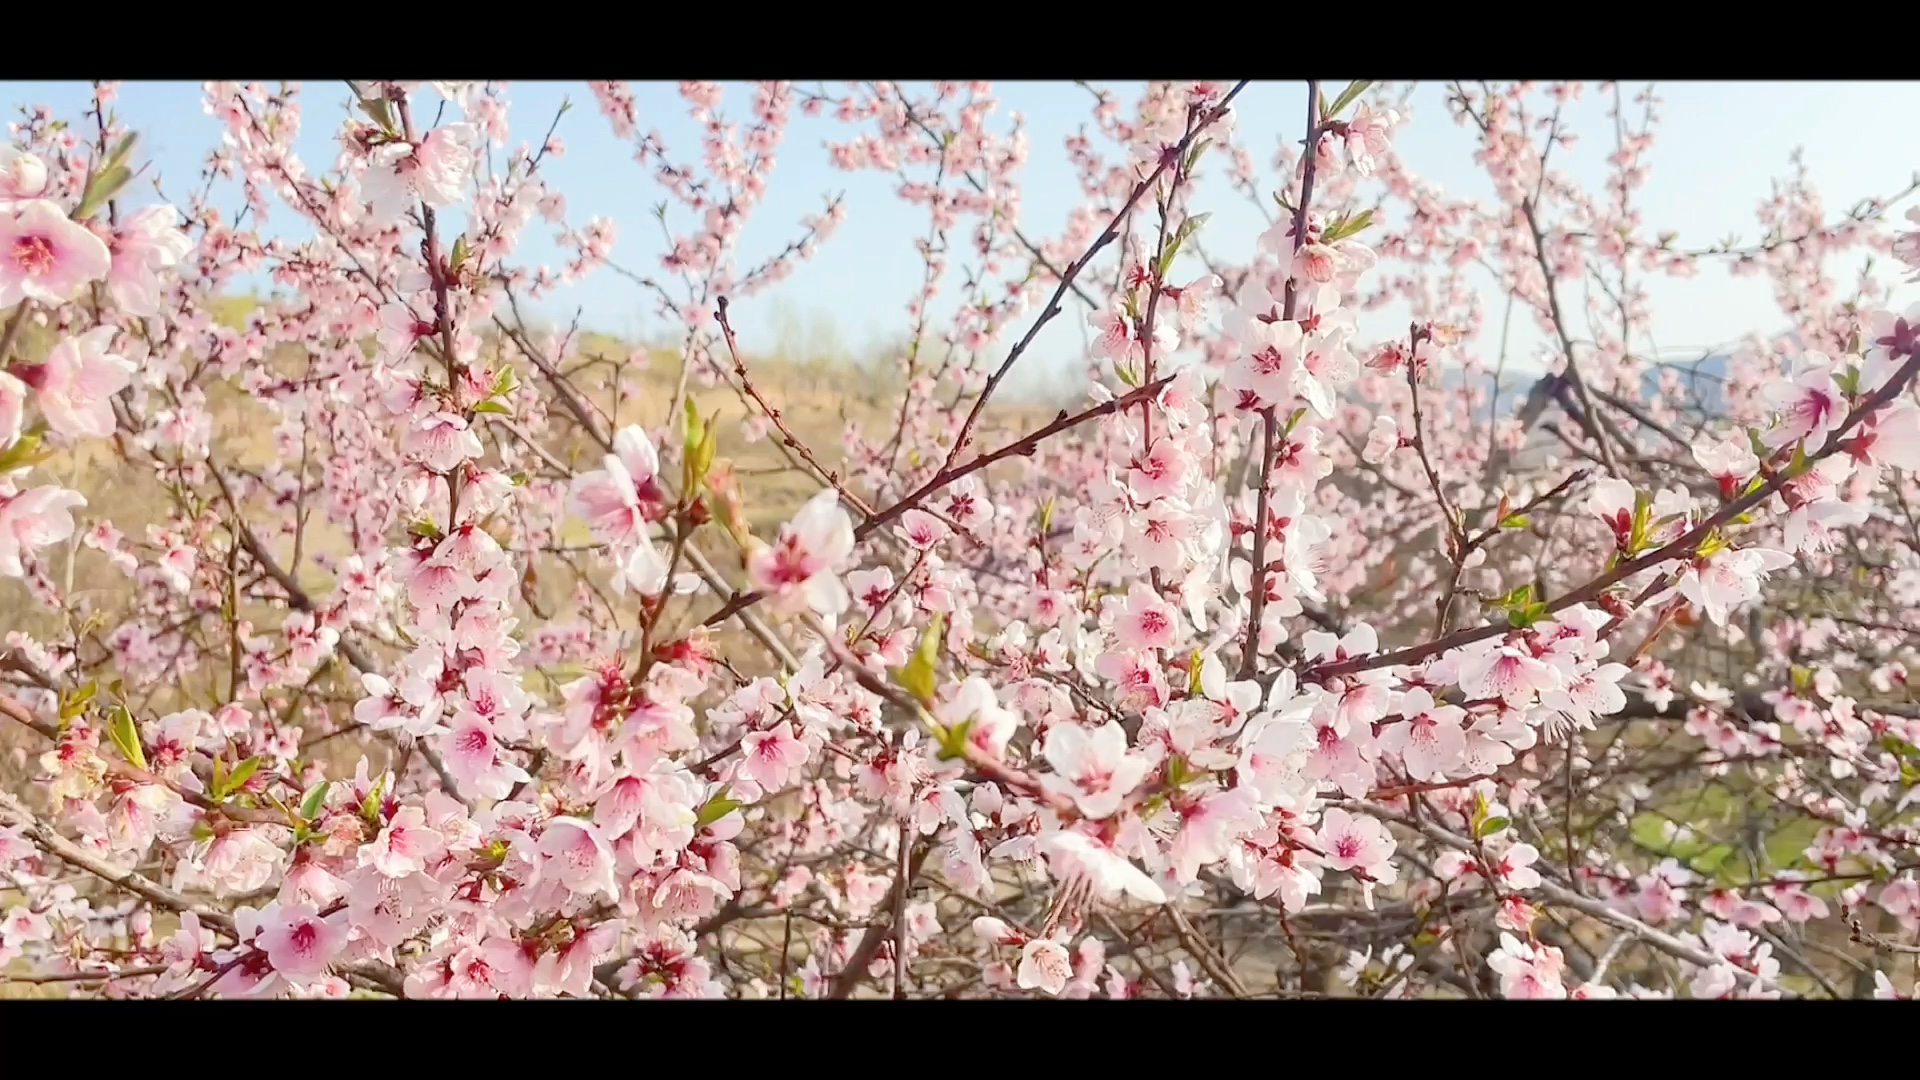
top-left (1241, 79), bottom-right (1322, 679)
top-left (1308, 345), bottom-right (1920, 682)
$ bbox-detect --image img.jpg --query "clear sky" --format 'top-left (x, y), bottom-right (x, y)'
top-left (9, 80), bottom-right (1917, 395)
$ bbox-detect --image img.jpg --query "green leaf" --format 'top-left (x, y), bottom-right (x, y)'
top-left (1690, 843), bottom-right (1735, 875)
top-left (1787, 442), bottom-right (1811, 479)
top-left (490, 366), bottom-right (518, 397)
top-left (1187, 649), bottom-right (1205, 698)
top-left (360, 774), bottom-right (387, 824)
top-left (1475, 815), bottom-right (1510, 839)
top-left (449, 234), bottom-right (470, 274)
top-left (689, 412), bottom-right (718, 492)
top-left (694, 787), bottom-right (743, 829)
top-left (0, 432), bottom-right (50, 473)
top-left (106, 705), bottom-right (146, 771)
top-left (933, 717), bottom-right (974, 762)
top-left (1165, 755), bottom-right (1202, 789)
top-left (1321, 208), bottom-right (1375, 244)
top-left (1836, 363), bottom-right (1862, 397)
top-left (1321, 79), bottom-right (1374, 122)
top-left (216, 756), bottom-right (261, 801)
top-left (103, 131), bottom-right (139, 174)
top-left (299, 781), bottom-right (330, 821)
top-left (681, 396), bottom-right (704, 451)
top-left (1158, 211), bottom-right (1212, 277)
top-left (470, 399), bottom-right (512, 415)
top-left (1502, 583), bottom-right (1547, 626)
top-left (1181, 138), bottom-right (1212, 175)
top-left (891, 613), bottom-right (947, 707)
top-left (60, 680), bottom-right (99, 721)
top-left (1628, 489), bottom-right (1653, 554)
top-left (74, 164), bottom-right (133, 221)
top-left (1500, 513), bottom-right (1531, 530)
top-left (1037, 495), bottom-right (1056, 537)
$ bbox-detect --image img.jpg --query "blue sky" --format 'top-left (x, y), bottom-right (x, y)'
top-left (9, 80), bottom-right (1918, 394)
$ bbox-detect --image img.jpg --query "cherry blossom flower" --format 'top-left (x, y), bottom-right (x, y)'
top-left (1016, 938), bottom-right (1072, 995)
top-left (0, 199), bottom-right (112, 306)
top-left (23, 327), bottom-right (135, 440)
top-left (739, 721), bottom-right (809, 791)
top-left (1488, 932), bottom-right (1567, 999)
top-left (746, 489), bottom-right (856, 617)
top-left (256, 903), bottom-right (347, 982)
top-left (0, 484), bottom-right (86, 578)
top-left (1040, 720), bottom-right (1150, 819)
top-left (104, 205), bottom-right (194, 317)
top-left (361, 124), bottom-right (479, 225)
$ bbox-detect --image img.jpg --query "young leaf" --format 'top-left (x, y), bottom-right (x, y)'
top-left (1321, 208), bottom-right (1375, 244)
top-left (61, 680), bottom-right (99, 721)
top-left (103, 131), bottom-right (140, 174)
top-left (471, 399), bottom-right (512, 415)
top-left (299, 781), bottom-right (331, 821)
top-left (1321, 79), bottom-right (1375, 122)
top-left (217, 756), bottom-right (262, 800)
top-left (1475, 815), bottom-right (1511, 839)
top-left (360, 775), bottom-right (387, 824)
top-left (694, 787), bottom-right (743, 829)
top-left (106, 705), bottom-right (146, 771)
top-left (74, 164), bottom-right (133, 221)
top-left (0, 432), bottom-right (50, 473)
top-left (933, 717), bottom-right (975, 762)
top-left (688, 411), bottom-right (719, 492)
top-left (891, 613), bottom-right (947, 707)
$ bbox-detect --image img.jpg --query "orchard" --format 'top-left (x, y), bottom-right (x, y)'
top-left (2, 79), bottom-right (1919, 999)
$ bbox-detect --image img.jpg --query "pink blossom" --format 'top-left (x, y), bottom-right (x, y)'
top-left (256, 903), bottom-right (346, 982)
top-left (746, 489), bottom-right (855, 616)
top-left (738, 720), bottom-right (809, 791)
top-left (361, 124), bottom-right (479, 225)
top-left (1041, 720), bottom-right (1149, 819)
top-left (358, 805), bottom-right (446, 878)
top-left (537, 818), bottom-right (620, 902)
top-left (25, 327), bottom-right (134, 439)
top-left (0, 199), bottom-right (111, 306)
top-left (0, 484), bottom-right (86, 577)
top-left (104, 205), bottom-right (193, 317)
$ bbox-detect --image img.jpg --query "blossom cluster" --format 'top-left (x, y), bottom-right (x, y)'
top-left (3, 79), bottom-right (1920, 1001)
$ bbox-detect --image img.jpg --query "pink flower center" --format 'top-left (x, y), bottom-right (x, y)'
top-left (11, 235), bottom-right (54, 276)
top-left (289, 922), bottom-right (318, 953)
top-left (1251, 346), bottom-right (1287, 376)
top-left (763, 537), bottom-right (816, 585)
top-left (1333, 835), bottom-right (1362, 861)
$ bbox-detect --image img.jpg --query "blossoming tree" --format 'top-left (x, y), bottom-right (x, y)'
top-left (4, 78), bottom-right (1920, 999)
